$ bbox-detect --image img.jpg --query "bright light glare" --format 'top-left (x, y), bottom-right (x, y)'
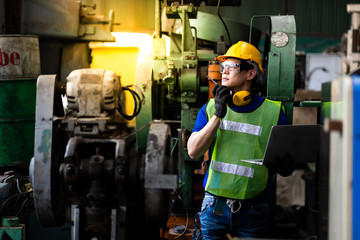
top-left (89, 32), bottom-right (153, 60)
top-left (101, 32), bottom-right (152, 55)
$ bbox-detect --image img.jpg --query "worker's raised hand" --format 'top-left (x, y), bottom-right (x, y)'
top-left (212, 85), bottom-right (231, 119)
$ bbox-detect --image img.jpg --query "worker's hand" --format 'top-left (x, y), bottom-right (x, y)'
top-left (212, 85), bottom-right (231, 119)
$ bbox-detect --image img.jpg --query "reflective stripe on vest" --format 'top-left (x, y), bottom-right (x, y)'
top-left (220, 120), bottom-right (262, 136)
top-left (205, 98), bottom-right (282, 199)
top-left (210, 160), bottom-right (255, 178)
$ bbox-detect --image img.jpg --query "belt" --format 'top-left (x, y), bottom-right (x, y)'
top-left (206, 192), bottom-right (266, 216)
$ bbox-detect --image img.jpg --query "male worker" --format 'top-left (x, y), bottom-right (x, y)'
top-left (187, 41), bottom-right (289, 239)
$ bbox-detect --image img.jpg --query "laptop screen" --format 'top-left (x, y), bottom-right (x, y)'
top-left (263, 125), bottom-right (321, 167)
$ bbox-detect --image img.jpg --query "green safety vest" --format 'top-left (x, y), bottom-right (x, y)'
top-left (205, 99), bottom-right (282, 199)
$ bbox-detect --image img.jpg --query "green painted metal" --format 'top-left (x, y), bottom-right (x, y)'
top-left (135, 1), bottom-right (164, 155)
top-left (177, 5), bottom-right (199, 105)
top-left (296, 37), bottom-right (341, 53)
top-left (177, 6), bottom-right (197, 54)
top-left (137, 4), bottom-right (291, 208)
top-left (174, 6), bottom-right (199, 207)
top-left (180, 105), bottom-right (199, 207)
top-left (163, 60), bottom-right (177, 95)
top-left (189, 12), bottom-right (261, 46)
top-left (2, 217), bottom-right (19, 227)
top-left (0, 217), bottom-right (24, 240)
top-left (0, 225), bottom-right (25, 240)
top-left (267, 15), bottom-right (296, 124)
top-left (299, 101), bottom-right (322, 107)
top-left (136, 4), bottom-right (203, 207)
top-left (179, 69), bottom-right (198, 102)
top-left (180, 105), bottom-right (199, 140)
top-left (321, 82), bottom-right (332, 120)
top-left (0, 78), bottom-right (36, 165)
top-left (251, 15), bottom-right (296, 124)
top-left (134, 41), bottom-right (154, 154)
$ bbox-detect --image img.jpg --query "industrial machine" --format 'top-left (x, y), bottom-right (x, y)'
top-left (26, 2), bottom-right (298, 239)
top-left (29, 69), bottom-right (179, 240)
top-left (2, 1), bottom-right (300, 239)
top-left (1, 1), bottom-right (359, 240)
top-left (135, 0), bottom-right (296, 210)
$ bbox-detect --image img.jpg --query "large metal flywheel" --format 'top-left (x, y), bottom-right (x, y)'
top-left (30, 75), bottom-right (67, 226)
top-left (144, 121), bottom-right (174, 238)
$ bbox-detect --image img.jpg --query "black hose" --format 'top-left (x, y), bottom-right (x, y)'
top-left (117, 85), bottom-right (145, 120)
top-left (217, 0), bottom-right (232, 46)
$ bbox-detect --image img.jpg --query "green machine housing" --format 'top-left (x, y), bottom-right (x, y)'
top-left (135, 2), bottom-right (296, 207)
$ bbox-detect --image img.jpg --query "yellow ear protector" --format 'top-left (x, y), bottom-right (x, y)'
top-left (233, 90), bottom-right (251, 106)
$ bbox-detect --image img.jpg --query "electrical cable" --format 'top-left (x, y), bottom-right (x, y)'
top-left (117, 84), bottom-right (145, 120)
top-left (217, 0), bottom-right (232, 46)
top-left (1, 191), bottom-right (31, 216)
top-left (171, 137), bottom-right (179, 157)
top-left (1, 176), bottom-right (33, 217)
top-left (173, 190), bottom-right (189, 240)
top-left (16, 178), bottom-right (23, 193)
top-left (2, 175), bottom-right (14, 183)
top-left (16, 197), bottom-right (30, 217)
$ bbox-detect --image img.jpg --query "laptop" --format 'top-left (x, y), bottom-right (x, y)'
top-left (262, 125), bottom-right (322, 167)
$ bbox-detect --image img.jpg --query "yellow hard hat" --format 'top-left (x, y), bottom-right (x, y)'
top-left (217, 41), bottom-right (263, 75)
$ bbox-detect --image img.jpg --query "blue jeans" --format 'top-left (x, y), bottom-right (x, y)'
top-left (198, 193), bottom-right (270, 240)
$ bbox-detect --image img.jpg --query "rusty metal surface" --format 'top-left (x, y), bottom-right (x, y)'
top-left (32, 75), bottom-right (59, 226)
top-left (162, 11), bottom-right (261, 46)
top-left (31, 69), bottom-right (142, 239)
top-left (63, 137), bottom-right (126, 160)
top-left (145, 174), bottom-right (178, 189)
top-left (21, 0), bottom-right (80, 38)
top-left (144, 122), bottom-right (178, 189)
top-left (144, 121), bottom-right (172, 238)
top-left (145, 122), bottom-right (171, 175)
top-left (21, 0), bottom-right (114, 41)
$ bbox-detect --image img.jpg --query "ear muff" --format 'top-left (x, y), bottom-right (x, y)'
top-left (233, 90), bottom-right (251, 106)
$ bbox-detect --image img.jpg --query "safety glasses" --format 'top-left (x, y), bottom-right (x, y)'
top-left (219, 62), bottom-right (241, 73)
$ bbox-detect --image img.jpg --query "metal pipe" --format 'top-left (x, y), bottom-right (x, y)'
top-left (155, 0), bottom-right (161, 38)
top-left (217, 0), bottom-right (232, 46)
